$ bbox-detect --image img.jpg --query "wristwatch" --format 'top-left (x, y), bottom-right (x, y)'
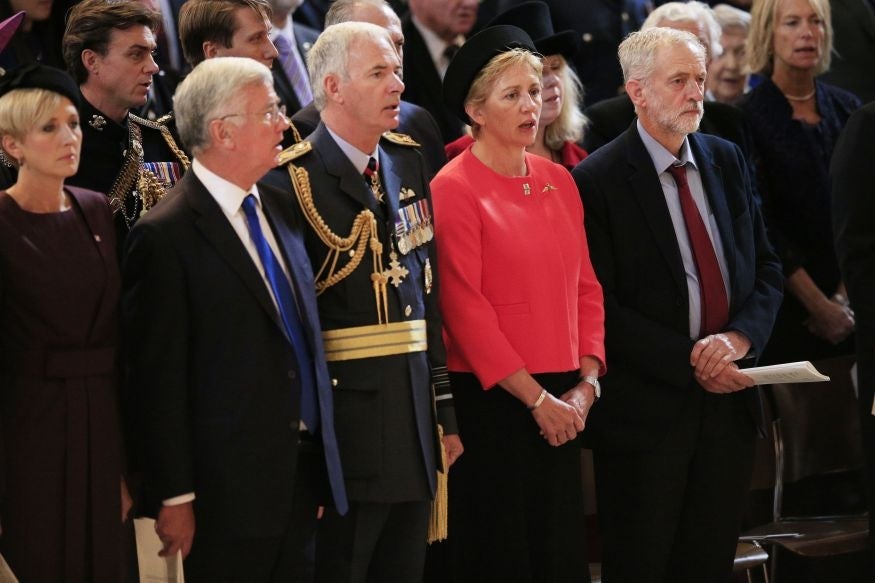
top-left (582, 375), bottom-right (601, 399)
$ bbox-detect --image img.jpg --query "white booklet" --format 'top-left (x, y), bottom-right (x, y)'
top-left (134, 518), bottom-right (185, 583)
top-left (742, 361), bottom-right (830, 385)
top-left (0, 553), bottom-right (18, 583)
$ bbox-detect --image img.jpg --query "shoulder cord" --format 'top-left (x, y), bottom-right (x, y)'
top-left (287, 162), bottom-right (390, 323)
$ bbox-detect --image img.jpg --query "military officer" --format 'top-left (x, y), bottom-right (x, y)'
top-left (63, 0), bottom-right (190, 243)
top-left (260, 22), bottom-right (462, 583)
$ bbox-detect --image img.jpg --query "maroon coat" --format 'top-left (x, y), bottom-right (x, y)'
top-left (0, 187), bottom-right (122, 582)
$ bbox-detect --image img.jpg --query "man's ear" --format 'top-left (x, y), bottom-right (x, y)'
top-left (626, 78), bottom-right (646, 110)
top-left (81, 49), bottom-right (99, 76)
top-left (203, 41), bottom-right (220, 60)
top-left (323, 73), bottom-right (342, 105)
top-left (208, 118), bottom-right (234, 149)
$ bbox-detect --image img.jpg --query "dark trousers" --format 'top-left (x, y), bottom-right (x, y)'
top-left (314, 499), bottom-right (430, 583)
top-left (449, 371), bottom-right (590, 583)
top-left (183, 440), bottom-right (322, 583)
top-left (594, 391), bottom-right (756, 583)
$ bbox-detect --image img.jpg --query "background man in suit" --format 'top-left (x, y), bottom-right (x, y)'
top-left (123, 56), bottom-right (346, 582)
top-left (582, 0), bottom-right (755, 158)
top-left (402, 0), bottom-right (478, 142)
top-left (832, 101), bottom-right (875, 577)
top-left (178, 0), bottom-right (302, 117)
top-left (261, 22), bottom-right (461, 583)
top-left (292, 0), bottom-right (447, 178)
top-left (572, 28), bottom-right (783, 582)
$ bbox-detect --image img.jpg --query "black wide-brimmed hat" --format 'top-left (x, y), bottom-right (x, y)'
top-left (0, 63), bottom-right (80, 108)
top-left (487, 1), bottom-right (579, 59)
top-left (443, 25), bottom-right (536, 125)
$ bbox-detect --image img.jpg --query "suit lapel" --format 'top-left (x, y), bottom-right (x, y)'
top-left (312, 124), bottom-right (378, 213)
top-left (690, 134), bottom-right (739, 310)
top-left (260, 183), bottom-right (318, 344)
top-left (624, 127), bottom-right (688, 296)
top-left (184, 171), bottom-right (286, 336)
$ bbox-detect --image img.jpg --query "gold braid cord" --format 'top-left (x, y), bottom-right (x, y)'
top-left (106, 121), bottom-right (142, 217)
top-left (287, 163), bottom-right (391, 323)
top-left (109, 115), bottom-right (190, 225)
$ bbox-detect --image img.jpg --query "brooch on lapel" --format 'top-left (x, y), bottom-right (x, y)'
top-left (89, 114), bottom-right (107, 131)
top-left (542, 183), bottom-right (558, 192)
top-left (400, 187), bottom-right (416, 201)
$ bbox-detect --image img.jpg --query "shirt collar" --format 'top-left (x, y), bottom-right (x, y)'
top-left (636, 119), bottom-right (698, 174)
top-left (324, 125), bottom-right (380, 175)
top-left (192, 158), bottom-right (261, 215)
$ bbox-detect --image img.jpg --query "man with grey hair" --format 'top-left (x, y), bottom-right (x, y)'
top-left (123, 56), bottom-right (347, 582)
top-left (262, 21), bottom-right (461, 583)
top-left (291, 0), bottom-right (447, 178)
top-left (572, 27), bottom-right (782, 583)
top-left (582, 1), bottom-right (754, 156)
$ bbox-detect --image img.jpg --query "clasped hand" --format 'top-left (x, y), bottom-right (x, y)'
top-left (533, 384), bottom-right (593, 447)
top-left (690, 331), bottom-right (755, 393)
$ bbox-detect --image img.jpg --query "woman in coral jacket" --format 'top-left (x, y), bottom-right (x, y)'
top-left (431, 25), bottom-right (605, 583)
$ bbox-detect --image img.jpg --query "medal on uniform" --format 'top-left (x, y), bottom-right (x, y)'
top-left (395, 219), bottom-right (411, 254)
top-left (424, 258), bottom-right (433, 295)
top-left (383, 251), bottom-right (409, 287)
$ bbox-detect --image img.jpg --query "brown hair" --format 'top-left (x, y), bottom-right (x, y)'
top-left (178, 0), bottom-right (272, 67)
top-left (63, 0), bottom-right (161, 84)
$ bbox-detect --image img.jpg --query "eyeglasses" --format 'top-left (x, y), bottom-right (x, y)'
top-left (218, 104), bottom-right (288, 125)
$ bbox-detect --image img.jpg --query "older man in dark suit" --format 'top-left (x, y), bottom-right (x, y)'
top-left (572, 28), bottom-right (783, 583)
top-left (402, 0), bottom-right (478, 142)
top-left (582, 1), bottom-right (755, 158)
top-left (291, 0), bottom-right (447, 178)
top-left (123, 56), bottom-right (346, 582)
top-left (261, 22), bottom-right (462, 583)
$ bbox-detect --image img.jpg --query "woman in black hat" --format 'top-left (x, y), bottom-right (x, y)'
top-left (0, 64), bottom-right (126, 582)
top-left (432, 24), bottom-right (604, 582)
top-left (444, 1), bottom-right (588, 170)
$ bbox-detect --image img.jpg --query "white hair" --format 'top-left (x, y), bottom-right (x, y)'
top-left (619, 27), bottom-right (707, 84)
top-left (174, 56), bottom-right (273, 154)
top-left (307, 21), bottom-right (392, 111)
top-left (642, 1), bottom-right (723, 59)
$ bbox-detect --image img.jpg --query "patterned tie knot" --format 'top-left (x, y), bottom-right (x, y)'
top-left (363, 157), bottom-right (379, 178)
top-left (273, 34), bottom-right (291, 58)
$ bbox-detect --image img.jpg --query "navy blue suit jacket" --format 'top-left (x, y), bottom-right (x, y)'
top-left (123, 170), bottom-right (347, 537)
top-left (572, 126), bottom-right (783, 452)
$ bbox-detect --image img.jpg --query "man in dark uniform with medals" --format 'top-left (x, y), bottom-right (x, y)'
top-left (62, 0), bottom-right (189, 243)
top-left (260, 22), bottom-right (462, 583)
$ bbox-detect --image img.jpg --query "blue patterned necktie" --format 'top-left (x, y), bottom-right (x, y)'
top-left (273, 34), bottom-right (313, 106)
top-left (241, 194), bottom-right (319, 431)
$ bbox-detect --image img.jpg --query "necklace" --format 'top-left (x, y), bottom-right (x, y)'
top-left (783, 89), bottom-right (816, 102)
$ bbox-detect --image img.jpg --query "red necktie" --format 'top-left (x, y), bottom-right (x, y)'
top-left (667, 163), bottom-right (729, 337)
